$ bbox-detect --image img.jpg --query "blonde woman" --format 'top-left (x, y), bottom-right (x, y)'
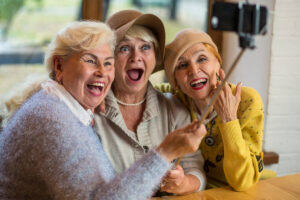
top-left (0, 22), bottom-right (206, 200)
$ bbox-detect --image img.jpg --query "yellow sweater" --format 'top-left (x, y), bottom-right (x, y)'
top-left (156, 83), bottom-right (264, 191)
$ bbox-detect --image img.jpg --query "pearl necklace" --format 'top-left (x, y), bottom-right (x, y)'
top-left (116, 97), bottom-right (146, 106)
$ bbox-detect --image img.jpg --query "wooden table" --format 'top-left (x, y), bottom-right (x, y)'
top-left (152, 173), bottom-right (300, 200)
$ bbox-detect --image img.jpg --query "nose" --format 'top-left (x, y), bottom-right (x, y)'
top-left (129, 48), bottom-right (142, 63)
top-left (94, 65), bottom-right (106, 77)
top-left (188, 62), bottom-right (200, 76)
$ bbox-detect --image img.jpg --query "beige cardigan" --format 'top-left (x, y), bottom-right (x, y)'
top-left (94, 83), bottom-right (206, 190)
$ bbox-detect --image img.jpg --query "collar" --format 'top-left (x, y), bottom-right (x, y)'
top-left (41, 79), bottom-right (94, 126)
top-left (103, 83), bottom-right (160, 120)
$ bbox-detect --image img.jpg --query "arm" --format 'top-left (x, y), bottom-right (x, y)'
top-left (31, 110), bottom-right (171, 200)
top-left (29, 98), bottom-right (205, 199)
top-left (218, 86), bottom-right (264, 191)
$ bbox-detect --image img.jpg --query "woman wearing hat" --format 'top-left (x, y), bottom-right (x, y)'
top-left (0, 21), bottom-right (207, 199)
top-left (162, 29), bottom-right (264, 191)
top-left (93, 10), bottom-right (206, 194)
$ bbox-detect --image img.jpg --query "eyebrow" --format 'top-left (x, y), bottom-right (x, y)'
top-left (83, 53), bottom-right (114, 61)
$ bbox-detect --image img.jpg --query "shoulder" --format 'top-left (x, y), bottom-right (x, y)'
top-left (153, 86), bottom-right (187, 112)
top-left (20, 90), bottom-right (75, 123)
top-left (151, 85), bottom-right (191, 128)
top-left (240, 86), bottom-right (263, 109)
top-left (229, 83), bottom-right (263, 109)
top-left (6, 90), bottom-right (83, 139)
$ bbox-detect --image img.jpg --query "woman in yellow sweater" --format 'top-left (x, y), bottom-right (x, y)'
top-left (160, 29), bottom-right (264, 192)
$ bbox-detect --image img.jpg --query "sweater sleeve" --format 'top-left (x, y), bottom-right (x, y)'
top-left (95, 149), bottom-right (171, 200)
top-left (22, 94), bottom-right (172, 200)
top-left (218, 87), bottom-right (264, 191)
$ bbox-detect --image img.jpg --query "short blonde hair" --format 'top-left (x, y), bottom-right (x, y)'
top-left (124, 25), bottom-right (161, 68)
top-left (45, 21), bottom-right (116, 80)
top-left (1, 21), bottom-right (115, 128)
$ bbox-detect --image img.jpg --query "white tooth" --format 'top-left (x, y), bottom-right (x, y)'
top-left (91, 83), bottom-right (104, 87)
top-left (192, 79), bottom-right (206, 85)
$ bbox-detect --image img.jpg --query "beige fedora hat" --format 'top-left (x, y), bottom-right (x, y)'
top-left (106, 10), bottom-right (165, 72)
top-left (164, 29), bottom-right (218, 88)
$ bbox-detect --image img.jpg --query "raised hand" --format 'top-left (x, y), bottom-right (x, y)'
top-left (214, 68), bottom-right (242, 123)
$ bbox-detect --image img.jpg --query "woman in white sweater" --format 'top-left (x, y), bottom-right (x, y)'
top-left (0, 21), bottom-right (206, 200)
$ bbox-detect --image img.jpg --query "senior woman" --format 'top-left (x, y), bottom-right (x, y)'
top-left (161, 29), bottom-right (264, 191)
top-left (93, 10), bottom-right (206, 195)
top-left (0, 22), bottom-right (207, 200)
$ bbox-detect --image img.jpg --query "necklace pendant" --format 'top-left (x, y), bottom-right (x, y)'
top-left (205, 135), bottom-right (215, 146)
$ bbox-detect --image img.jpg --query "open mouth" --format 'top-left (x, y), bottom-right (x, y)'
top-left (87, 82), bottom-right (104, 95)
top-left (127, 69), bottom-right (144, 82)
top-left (190, 78), bottom-right (207, 89)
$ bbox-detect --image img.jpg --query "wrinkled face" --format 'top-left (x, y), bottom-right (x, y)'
top-left (174, 43), bottom-right (220, 101)
top-left (113, 36), bottom-right (156, 94)
top-left (54, 44), bottom-right (115, 110)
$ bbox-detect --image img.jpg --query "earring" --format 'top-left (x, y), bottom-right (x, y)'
top-left (56, 74), bottom-right (63, 85)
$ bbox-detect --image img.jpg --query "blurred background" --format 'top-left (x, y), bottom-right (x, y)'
top-left (0, 0), bottom-right (209, 96)
top-left (0, 0), bottom-right (300, 178)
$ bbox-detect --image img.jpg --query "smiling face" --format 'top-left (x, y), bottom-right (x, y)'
top-left (54, 43), bottom-right (115, 110)
top-left (113, 36), bottom-right (156, 95)
top-left (174, 43), bottom-right (221, 101)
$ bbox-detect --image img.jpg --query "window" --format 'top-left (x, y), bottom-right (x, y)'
top-left (0, 0), bottom-right (81, 98)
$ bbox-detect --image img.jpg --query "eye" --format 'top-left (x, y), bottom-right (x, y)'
top-left (141, 44), bottom-right (151, 51)
top-left (119, 45), bottom-right (130, 52)
top-left (86, 59), bottom-right (96, 64)
top-left (176, 62), bottom-right (188, 70)
top-left (104, 61), bottom-right (113, 67)
top-left (197, 56), bottom-right (207, 63)
top-left (81, 55), bottom-right (97, 65)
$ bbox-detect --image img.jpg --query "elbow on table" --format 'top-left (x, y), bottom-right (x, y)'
top-left (228, 175), bottom-right (259, 192)
top-left (229, 176), bottom-right (258, 192)
top-left (231, 183), bottom-right (253, 192)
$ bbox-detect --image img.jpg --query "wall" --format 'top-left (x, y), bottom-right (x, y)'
top-left (264, 0), bottom-right (300, 176)
top-left (222, 0), bottom-right (300, 176)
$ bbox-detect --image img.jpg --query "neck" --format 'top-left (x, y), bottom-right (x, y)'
top-left (193, 97), bottom-right (213, 116)
top-left (112, 83), bottom-right (147, 105)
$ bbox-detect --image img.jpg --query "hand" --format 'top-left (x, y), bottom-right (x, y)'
top-left (213, 69), bottom-right (242, 123)
top-left (156, 120), bottom-right (206, 162)
top-left (160, 165), bottom-right (185, 194)
top-left (161, 165), bottom-right (200, 195)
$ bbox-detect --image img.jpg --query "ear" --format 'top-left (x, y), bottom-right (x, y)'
top-left (53, 56), bottom-right (63, 83)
